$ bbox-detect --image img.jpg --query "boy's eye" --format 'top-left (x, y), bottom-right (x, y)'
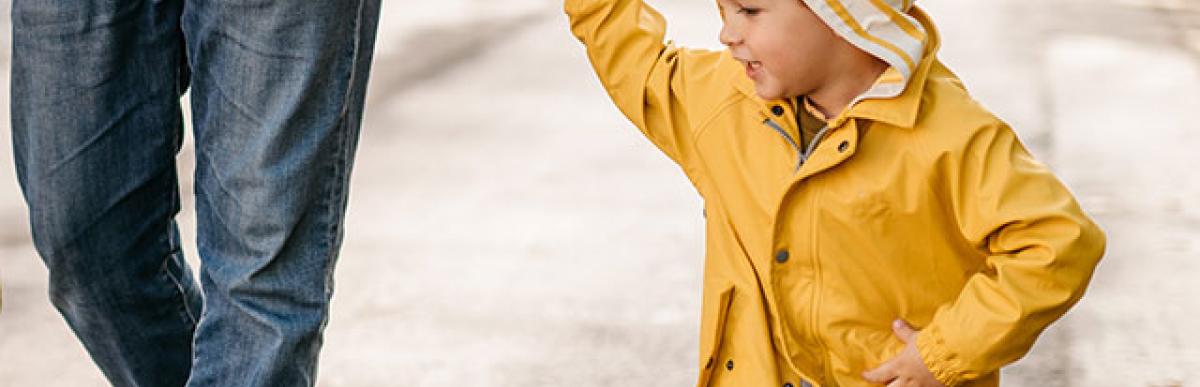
top-left (737, 7), bottom-right (762, 16)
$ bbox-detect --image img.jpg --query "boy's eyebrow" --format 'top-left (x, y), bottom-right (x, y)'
top-left (718, 0), bottom-right (745, 14)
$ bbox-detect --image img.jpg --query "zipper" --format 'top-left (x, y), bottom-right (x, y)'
top-left (763, 118), bottom-right (831, 172)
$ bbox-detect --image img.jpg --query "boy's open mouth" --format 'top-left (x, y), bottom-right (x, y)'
top-left (743, 60), bottom-right (763, 79)
top-left (734, 56), bottom-right (763, 79)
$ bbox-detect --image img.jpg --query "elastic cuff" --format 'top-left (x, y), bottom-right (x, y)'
top-left (916, 328), bottom-right (976, 387)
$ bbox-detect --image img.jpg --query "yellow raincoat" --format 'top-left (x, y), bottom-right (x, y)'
top-left (566, 0), bottom-right (1106, 386)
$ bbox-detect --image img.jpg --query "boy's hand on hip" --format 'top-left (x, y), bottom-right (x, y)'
top-left (862, 320), bottom-right (947, 387)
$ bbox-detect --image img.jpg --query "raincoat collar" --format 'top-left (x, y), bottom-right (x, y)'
top-left (731, 6), bottom-right (942, 130)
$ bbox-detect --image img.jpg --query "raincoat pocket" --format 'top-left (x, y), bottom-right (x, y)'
top-left (696, 285), bottom-right (735, 387)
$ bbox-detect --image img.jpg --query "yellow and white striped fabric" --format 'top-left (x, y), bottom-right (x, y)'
top-left (802, 0), bottom-right (928, 100)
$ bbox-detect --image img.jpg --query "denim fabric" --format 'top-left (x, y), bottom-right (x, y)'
top-left (11, 0), bottom-right (381, 385)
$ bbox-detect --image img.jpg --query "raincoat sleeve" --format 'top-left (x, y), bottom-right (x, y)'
top-left (916, 121), bottom-right (1106, 386)
top-left (565, 0), bottom-right (720, 173)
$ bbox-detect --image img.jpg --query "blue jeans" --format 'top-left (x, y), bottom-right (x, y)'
top-left (10, 0), bottom-right (380, 385)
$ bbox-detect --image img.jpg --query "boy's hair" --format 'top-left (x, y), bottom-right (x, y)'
top-left (797, 0), bottom-right (929, 100)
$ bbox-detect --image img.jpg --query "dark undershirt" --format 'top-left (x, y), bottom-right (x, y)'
top-left (794, 96), bottom-right (827, 151)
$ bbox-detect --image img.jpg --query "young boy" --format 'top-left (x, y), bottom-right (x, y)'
top-left (565, 0), bottom-right (1105, 386)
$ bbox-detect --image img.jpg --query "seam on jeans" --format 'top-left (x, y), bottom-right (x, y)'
top-left (316, 0), bottom-right (369, 305)
top-left (160, 252), bottom-right (199, 327)
top-left (336, 0), bottom-right (369, 120)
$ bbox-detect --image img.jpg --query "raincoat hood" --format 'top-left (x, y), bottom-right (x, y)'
top-left (799, 0), bottom-right (928, 100)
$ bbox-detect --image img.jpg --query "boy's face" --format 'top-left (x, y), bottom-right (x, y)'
top-left (717, 0), bottom-right (841, 101)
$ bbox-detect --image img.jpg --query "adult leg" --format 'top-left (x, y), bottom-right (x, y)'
top-left (10, 0), bottom-right (202, 385)
top-left (180, 0), bottom-right (380, 385)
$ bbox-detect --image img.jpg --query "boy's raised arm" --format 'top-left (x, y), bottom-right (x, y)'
top-left (916, 122), bottom-right (1106, 386)
top-left (565, 0), bottom-right (721, 169)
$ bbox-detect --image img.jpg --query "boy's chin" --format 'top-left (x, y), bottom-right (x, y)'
top-left (752, 82), bottom-right (795, 101)
top-left (754, 88), bottom-right (792, 102)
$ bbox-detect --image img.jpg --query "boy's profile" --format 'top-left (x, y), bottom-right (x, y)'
top-left (566, 0), bottom-right (1106, 386)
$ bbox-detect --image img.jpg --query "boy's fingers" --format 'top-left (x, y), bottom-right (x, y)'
top-left (892, 319), bottom-right (918, 343)
top-left (862, 362), bottom-right (897, 384)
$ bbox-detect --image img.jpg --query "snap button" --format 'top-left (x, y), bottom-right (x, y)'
top-left (725, 359), bottom-right (734, 371)
top-left (800, 380), bottom-right (813, 387)
top-left (784, 383), bottom-right (794, 387)
top-left (771, 105), bottom-right (785, 116)
top-left (775, 250), bottom-right (790, 263)
top-left (837, 141), bottom-right (849, 153)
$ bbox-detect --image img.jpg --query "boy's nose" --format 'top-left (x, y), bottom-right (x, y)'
top-left (719, 24), bottom-right (741, 47)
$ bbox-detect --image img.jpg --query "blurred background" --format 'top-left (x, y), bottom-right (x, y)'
top-left (0, 0), bottom-right (1197, 385)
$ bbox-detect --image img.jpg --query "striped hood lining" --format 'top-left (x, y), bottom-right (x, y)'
top-left (802, 0), bottom-right (929, 101)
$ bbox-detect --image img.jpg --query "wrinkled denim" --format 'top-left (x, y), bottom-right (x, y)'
top-left (11, 0), bottom-right (381, 385)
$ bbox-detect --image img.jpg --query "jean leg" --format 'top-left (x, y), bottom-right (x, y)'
top-left (10, 0), bottom-right (203, 386)
top-left (180, 0), bottom-right (380, 385)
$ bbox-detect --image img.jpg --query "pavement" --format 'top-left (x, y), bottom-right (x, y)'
top-left (0, 0), bottom-right (1198, 386)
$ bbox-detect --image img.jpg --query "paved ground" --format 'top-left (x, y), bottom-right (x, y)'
top-left (0, 0), bottom-right (1197, 386)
